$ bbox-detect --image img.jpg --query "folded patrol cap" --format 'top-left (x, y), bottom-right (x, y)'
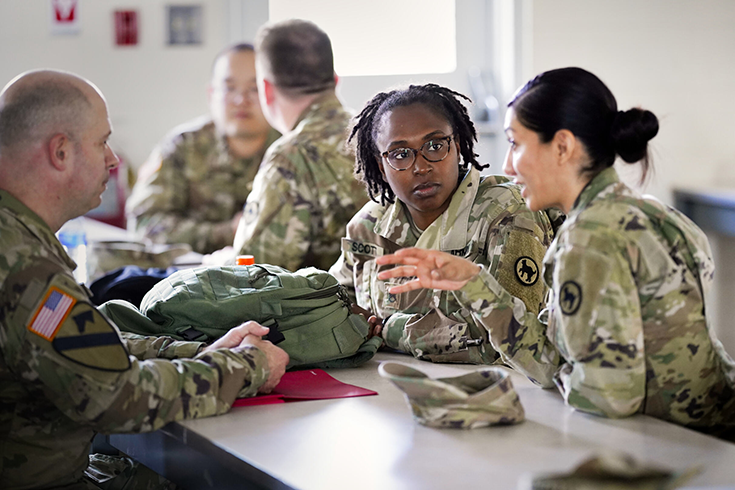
top-left (378, 361), bottom-right (525, 429)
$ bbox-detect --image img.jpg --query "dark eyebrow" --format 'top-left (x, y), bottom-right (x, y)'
top-left (386, 130), bottom-right (450, 149)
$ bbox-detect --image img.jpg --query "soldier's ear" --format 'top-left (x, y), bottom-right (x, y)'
top-left (262, 79), bottom-right (276, 106)
top-left (376, 154), bottom-right (387, 180)
top-left (551, 129), bottom-right (576, 166)
top-left (48, 133), bottom-right (72, 171)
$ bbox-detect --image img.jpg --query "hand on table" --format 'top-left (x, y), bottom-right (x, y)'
top-left (203, 321), bottom-right (289, 393)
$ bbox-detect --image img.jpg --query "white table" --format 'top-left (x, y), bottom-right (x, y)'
top-left (108, 352), bottom-right (735, 490)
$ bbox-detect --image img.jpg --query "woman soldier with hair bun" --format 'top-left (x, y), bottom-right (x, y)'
top-left (330, 83), bottom-right (563, 375)
top-left (377, 68), bottom-right (735, 439)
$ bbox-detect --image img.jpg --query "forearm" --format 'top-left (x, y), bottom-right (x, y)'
top-left (120, 331), bottom-right (204, 360)
top-left (554, 360), bottom-right (646, 417)
top-left (455, 267), bottom-right (561, 387)
top-left (80, 346), bottom-right (269, 433)
top-left (382, 308), bottom-right (491, 363)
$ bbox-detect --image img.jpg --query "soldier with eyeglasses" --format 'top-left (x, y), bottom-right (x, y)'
top-left (329, 83), bottom-right (564, 369)
top-left (127, 43), bottom-right (280, 254)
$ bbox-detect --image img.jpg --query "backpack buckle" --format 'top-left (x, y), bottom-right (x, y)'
top-left (263, 320), bottom-right (286, 345)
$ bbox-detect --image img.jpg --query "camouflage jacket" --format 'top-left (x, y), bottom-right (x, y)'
top-left (330, 168), bottom-right (560, 366)
top-left (126, 116), bottom-right (280, 254)
top-left (457, 168), bottom-right (735, 435)
top-left (233, 93), bottom-right (369, 271)
top-left (0, 190), bottom-right (270, 489)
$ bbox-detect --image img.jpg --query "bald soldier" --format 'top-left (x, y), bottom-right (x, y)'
top-left (127, 43), bottom-right (280, 254)
top-left (0, 70), bottom-right (288, 489)
top-left (230, 20), bottom-right (369, 271)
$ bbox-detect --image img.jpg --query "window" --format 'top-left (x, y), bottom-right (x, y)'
top-left (268, 0), bottom-right (456, 77)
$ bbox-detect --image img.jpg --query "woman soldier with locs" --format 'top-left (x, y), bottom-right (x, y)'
top-left (330, 83), bottom-right (562, 380)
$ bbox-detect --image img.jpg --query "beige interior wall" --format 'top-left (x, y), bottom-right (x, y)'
top-left (530, 0), bottom-right (735, 353)
top-left (0, 0), bottom-right (230, 171)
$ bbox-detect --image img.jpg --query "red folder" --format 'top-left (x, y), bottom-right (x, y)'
top-left (232, 369), bottom-right (377, 407)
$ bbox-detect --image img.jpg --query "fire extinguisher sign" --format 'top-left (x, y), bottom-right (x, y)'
top-left (50, 0), bottom-right (81, 35)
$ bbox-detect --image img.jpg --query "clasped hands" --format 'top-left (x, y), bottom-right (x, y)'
top-left (203, 321), bottom-right (289, 394)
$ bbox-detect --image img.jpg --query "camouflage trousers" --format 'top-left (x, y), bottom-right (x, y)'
top-left (82, 453), bottom-right (179, 490)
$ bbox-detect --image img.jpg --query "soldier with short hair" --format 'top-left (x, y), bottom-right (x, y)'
top-left (126, 43), bottom-right (280, 254)
top-left (0, 69), bottom-right (288, 489)
top-left (231, 19), bottom-right (369, 271)
top-left (330, 83), bottom-right (562, 375)
top-left (376, 68), bottom-right (735, 439)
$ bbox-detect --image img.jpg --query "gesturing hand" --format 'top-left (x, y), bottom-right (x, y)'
top-left (376, 248), bottom-right (481, 294)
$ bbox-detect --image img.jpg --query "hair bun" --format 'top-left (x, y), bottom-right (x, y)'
top-left (610, 108), bottom-right (659, 163)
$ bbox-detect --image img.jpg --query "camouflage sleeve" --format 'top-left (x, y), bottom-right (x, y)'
top-left (550, 237), bottom-right (646, 418)
top-left (1, 258), bottom-right (270, 434)
top-left (233, 152), bottom-right (310, 271)
top-left (126, 145), bottom-right (235, 253)
top-left (454, 266), bottom-right (560, 387)
top-left (383, 206), bottom-right (560, 373)
top-left (382, 309), bottom-right (472, 362)
top-left (119, 330), bottom-right (204, 360)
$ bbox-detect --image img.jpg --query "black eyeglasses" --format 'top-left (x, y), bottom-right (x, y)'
top-left (381, 135), bottom-right (454, 171)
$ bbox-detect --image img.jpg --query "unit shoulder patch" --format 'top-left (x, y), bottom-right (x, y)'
top-left (514, 256), bottom-right (539, 286)
top-left (51, 301), bottom-right (131, 371)
top-left (559, 280), bottom-right (582, 316)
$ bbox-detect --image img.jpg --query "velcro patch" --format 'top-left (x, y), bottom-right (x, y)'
top-left (27, 287), bottom-right (76, 341)
top-left (342, 238), bottom-right (384, 257)
top-left (498, 230), bottom-right (546, 315)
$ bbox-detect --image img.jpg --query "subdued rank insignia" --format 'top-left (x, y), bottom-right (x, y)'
top-left (514, 256), bottom-right (539, 286)
top-left (559, 280), bottom-right (582, 315)
top-left (51, 302), bottom-right (131, 371)
top-left (244, 201), bottom-right (259, 224)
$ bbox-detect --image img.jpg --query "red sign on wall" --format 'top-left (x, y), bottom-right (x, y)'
top-left (50, 0), bottom-right (80, 35)
top-left (115, 10), bottom-right (138, 46)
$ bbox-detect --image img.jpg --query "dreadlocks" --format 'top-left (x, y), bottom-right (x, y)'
top-left (349, 83), bottom-right (488, 205)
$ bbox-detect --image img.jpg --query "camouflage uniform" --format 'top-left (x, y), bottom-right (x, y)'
top-left (0, 190), bottom-right (270, 489)
top-left (126, 116), bottom-right (280, 254)
top-left (457, 168), bottom-right (735, 436)
top-left (330, 168), bottom-right (560, 367)
top-left (233, 93), bottom-right (368, 271)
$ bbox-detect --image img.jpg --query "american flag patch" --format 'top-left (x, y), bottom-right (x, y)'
top-left (27, 288), bottom-right (76, 340)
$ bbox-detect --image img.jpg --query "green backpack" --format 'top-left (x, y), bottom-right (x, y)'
top-left (100, 264), bottom-right (381, 369)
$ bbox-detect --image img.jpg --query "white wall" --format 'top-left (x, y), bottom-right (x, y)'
top-left (530, 0), bottom-right (735, 201)
top-left (0, 0), bottom-right (231, 170)
top-left (529, 0), bottom-right (735, 352)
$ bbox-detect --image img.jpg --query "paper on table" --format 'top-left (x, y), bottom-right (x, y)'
top-left (232, 369), bottom-right (377, 407)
